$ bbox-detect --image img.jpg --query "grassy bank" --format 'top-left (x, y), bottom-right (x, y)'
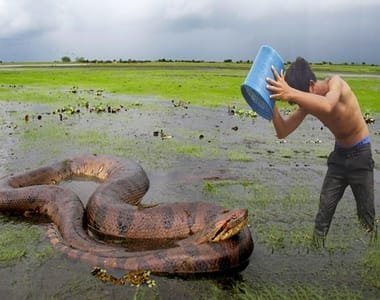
top-left (0, 62), bottom-right (379, 112)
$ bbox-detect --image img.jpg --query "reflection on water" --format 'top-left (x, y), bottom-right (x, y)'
top-left (59, 179), bottom-right (99, 206)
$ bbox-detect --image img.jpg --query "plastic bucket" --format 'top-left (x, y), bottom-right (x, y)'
top-left (241, 45), bottom-right (284, 120)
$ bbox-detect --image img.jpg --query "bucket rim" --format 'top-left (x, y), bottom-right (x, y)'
top-left (258, 45), bottom-right (284, 64)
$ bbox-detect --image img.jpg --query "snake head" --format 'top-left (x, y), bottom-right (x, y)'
top-left (194, 208), bottom-right (248, 244)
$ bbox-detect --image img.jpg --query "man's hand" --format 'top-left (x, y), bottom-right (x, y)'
top-left (266, 66), bottom-right (293, 102)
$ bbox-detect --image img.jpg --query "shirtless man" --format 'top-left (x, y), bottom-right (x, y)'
top-left (266, 57), bottom-right (376, 247)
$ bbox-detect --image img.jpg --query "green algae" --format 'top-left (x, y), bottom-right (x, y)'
top-left (0, 219), bottom-right (53, 265)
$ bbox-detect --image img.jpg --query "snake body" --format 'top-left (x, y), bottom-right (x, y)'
top-left (0, 155), bottom-right (253, 274)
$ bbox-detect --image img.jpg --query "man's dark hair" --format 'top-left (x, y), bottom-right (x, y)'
top-left (285, 57), bottom-right (316, 92)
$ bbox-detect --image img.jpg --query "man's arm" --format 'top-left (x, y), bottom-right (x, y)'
top-left (272, 106), bottom-right (307, 139)
top-left (266, 67), bottom-right (341, 116)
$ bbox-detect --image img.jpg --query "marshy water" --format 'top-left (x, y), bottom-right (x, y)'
top-left (0, 97), bottom-right (379, 299)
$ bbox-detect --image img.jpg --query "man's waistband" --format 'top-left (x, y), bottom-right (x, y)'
top-left (335, 136), bottom-right (371, 152)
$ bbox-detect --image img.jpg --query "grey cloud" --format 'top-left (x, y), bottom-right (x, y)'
top-left (0, 0), bottom-right (379, 64)
top-left (0, 0), bottom-right (62, 39)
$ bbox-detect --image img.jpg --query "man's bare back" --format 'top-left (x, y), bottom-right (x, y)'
top-left (313, 76), bottom-right (368, 147)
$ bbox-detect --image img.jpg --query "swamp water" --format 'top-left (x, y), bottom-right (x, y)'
top-left (0, 99), bottom-right (379, 299)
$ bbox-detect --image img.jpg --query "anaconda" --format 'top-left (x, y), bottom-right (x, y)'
top-left (0, 154), bottom-right (253, 274)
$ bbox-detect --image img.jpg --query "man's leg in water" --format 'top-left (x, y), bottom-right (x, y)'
top-left (313, 152), bottom-right (347, 248)
top-left (347, 144), bottom-right (376, 241)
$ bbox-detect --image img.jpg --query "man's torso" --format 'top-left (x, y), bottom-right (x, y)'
top-left (313, 77), bottom-right (368, 147)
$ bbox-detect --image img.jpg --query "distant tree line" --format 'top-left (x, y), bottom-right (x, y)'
top-left (310, 61), bottom-right (374, 66)
top-left (60, 56), bottom-right (254, 64)
top-left (59, 56), bottom-right (377, 66)
top-left (286, 60), bottom-right (377, 67)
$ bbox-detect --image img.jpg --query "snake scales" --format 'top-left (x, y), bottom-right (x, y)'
top-left (0, 154), bottom-right (253, 275)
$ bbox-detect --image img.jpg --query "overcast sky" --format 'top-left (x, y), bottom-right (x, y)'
top-left (0, 0), bottom-right (379, 64)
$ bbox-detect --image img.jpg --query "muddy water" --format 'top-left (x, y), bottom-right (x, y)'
top-left (0, 99), bottom-right (379, 299)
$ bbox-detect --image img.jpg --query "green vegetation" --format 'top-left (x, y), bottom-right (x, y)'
top-left (1, 62), bottom-right (379, 111)
top-left (236, 284), bottom-right (362, 300)
top-left (281, 185), bottom-right (309, 209)
top-left (311, 62), bottom-right (380, 74)
top-left (0, 64), bottom-right (244, 107)
top-left (361, 237), bottom-right (380, 288)
top-left (346, 78), bottom-right (380, 112)
top-left (224, 282), bottom-right (362, 300)
top-left (204, 272), bottom-right (364, 299)
top-left (0, 220), bottom-right (53, 265)
top-left (228, 150), bottom-right (255, 162)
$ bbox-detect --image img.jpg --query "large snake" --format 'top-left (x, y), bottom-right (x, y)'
top-left (0, 154), bottom-right (253, 275)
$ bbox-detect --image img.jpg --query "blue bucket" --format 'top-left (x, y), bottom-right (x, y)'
top-left (241, 45), bottom-right (284, 120)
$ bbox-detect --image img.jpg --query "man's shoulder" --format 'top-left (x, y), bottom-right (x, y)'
top-left (327, 75), bottom-right (346, 93)
top-left (328, 74), bottom-right (343, 83)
